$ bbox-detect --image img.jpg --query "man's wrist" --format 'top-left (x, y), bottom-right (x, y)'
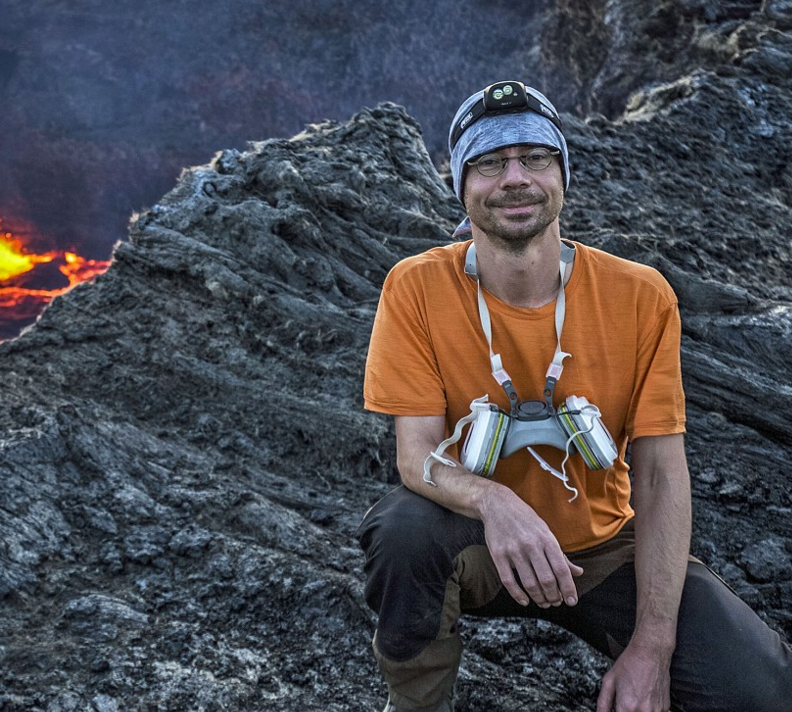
top-left (629, 626), bottom-right (677, 661)
top-left (472, 478), bottom-right (510, 521)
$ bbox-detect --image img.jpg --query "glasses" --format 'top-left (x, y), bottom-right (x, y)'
top-left (466, 148), bottom-right (560, 177)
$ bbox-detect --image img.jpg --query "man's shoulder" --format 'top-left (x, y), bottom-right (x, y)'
top-left (577, 242), bottom-right (677, 303)
top-left (384, 240), bottom-right (468, 289)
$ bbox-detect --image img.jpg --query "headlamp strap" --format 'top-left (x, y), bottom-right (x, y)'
top-left (466, 241), bottom-right (574, 407)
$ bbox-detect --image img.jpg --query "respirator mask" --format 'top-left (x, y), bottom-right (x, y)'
top-left (423, 242), bottom-right (617, 501)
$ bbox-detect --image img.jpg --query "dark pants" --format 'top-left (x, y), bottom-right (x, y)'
top-left (357, 486), bottom-right (792, 711)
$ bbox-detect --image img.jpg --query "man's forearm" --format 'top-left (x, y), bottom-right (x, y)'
top-left (631, 434), bottom-right (692, 654)
top-left (393, 413), bottom-right (584, 609)
top-left (394, 413), bottom-right (503, 521)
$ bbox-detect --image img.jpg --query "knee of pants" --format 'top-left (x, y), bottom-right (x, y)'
top-left (359, 488), bottom-right (478, 598)
top-left (357, 487), bottom-right (486, 660)
top-left (672, 562), bottom-right (792, 712)
top-left (358, 487), bottom-right (484, 573)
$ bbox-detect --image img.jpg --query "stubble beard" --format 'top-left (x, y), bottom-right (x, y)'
top-left (471, 192), bottom-right (564, 255)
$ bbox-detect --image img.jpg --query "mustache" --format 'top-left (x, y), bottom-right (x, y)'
top-left (488, 191), bottom-right (545, 208)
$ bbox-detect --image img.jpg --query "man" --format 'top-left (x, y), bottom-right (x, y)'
top-left (357, 81), bottom-right (791, 712)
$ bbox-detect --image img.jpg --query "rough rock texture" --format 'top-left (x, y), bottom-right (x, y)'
top-left (1, 2), bottom-right (792, 711)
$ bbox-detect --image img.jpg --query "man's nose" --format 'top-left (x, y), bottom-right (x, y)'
top-left (499, 157), bottom-right (532, 185)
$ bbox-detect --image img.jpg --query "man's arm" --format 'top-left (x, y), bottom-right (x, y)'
top-left (394, 414), bottom-right (583, 609)
top-left (597, 432), bottom-right (692, 712)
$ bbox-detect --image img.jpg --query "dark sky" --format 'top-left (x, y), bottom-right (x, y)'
top-left (0, 0), bottom-right (549, 260)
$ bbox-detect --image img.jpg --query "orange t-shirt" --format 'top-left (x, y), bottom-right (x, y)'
top-left (364, 240), bottom-right (686, 552)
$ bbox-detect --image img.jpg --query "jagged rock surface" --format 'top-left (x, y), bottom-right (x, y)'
top-left (2, 3), bottom-right (792, 711)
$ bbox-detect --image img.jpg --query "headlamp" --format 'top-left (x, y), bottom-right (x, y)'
top-left (449, 80), bottom-right (563, 151)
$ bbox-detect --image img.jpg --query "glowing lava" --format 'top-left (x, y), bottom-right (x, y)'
top-left (0, 219), bottom-right (112, 339)
top-left (0, 233), bottom-right (56, 281)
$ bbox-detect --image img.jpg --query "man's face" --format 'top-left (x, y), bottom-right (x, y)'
top-left (463, 144), bottom-right (564, 252)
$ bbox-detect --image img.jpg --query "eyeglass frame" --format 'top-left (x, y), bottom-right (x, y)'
top-left (465, 147), bottom-right (561, 178)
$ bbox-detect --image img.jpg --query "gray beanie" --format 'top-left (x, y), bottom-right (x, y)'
top-left (448, 82), bottom-right (569, 203)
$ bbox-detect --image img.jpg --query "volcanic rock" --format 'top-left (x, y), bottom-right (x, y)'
top-left (1, 2), bottom-right (792, 711)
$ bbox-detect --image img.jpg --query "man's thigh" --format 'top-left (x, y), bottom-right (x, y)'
top-left (559, 560), bottom-right (792, 712)
top-left (471, 557), bottom-right (791, 711)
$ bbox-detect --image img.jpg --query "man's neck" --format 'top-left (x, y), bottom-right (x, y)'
top-left (471, 224), bottom-right (571, 309)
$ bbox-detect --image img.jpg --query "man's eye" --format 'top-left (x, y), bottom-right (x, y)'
top-left (524, 151), bottom-right (549, 165)
top-left (478, 157), bottom-right (501, 169)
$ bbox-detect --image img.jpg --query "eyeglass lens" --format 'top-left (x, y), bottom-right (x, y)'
top-left (475, 149), bottom-right (554, 176)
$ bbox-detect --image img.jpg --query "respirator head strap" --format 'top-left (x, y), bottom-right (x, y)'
top-left (543, 253), bottom-right (572, 406)
top-left (501, 379), bottom-right (521, 417)
top-left (423, 396), bottom-right (493, 486)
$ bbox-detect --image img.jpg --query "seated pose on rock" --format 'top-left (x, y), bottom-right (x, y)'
top-left (357, 80), bottom-right (792, 712)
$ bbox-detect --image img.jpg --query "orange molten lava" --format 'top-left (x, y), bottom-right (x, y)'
top-left (0, 219), bottom-right (111, 338)
top-left (59, 250), bottom-right (112, 285)
top-left (0, 233), bottom-right (56, 281)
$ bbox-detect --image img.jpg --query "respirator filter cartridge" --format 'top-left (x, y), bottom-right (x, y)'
top-left (461, 405), bottom-right (509, 478)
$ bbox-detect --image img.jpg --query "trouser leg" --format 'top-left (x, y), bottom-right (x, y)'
top-left (665, 562), bottom-right (791, 712)
top-left (465, 548), bottom-right (792, 710)
top-left (356, 486), bottom-right (499, 710)
top-left (371, 631), bottom-right (461, 711)
top-left (517, 560), bottom-right (792, 712)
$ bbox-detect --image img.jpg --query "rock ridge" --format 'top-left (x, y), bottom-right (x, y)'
top-left (1, 7), bottom-right (792, 712)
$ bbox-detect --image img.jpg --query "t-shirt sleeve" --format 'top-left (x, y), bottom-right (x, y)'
top-left (363, 272), bottom-right (448, 416)
top-left (626, 300), bottom-right (687, 439)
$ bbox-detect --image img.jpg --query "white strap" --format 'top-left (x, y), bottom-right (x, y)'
top-left (547, 257), bottom-right (571, 380)
top-left (465, 242), bottom-right (572, 390)
top-left (526, 447), bottom-right (579, 502)
top-left (476, 282), bottom-right (511, 385)
top-left (524, 402), bottom-right (601, 502)
top-left (423, 396), bottom-right (491, 486)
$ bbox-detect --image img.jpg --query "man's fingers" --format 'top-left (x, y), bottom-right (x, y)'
top-left (492, 551), bottom-right (556, 607)
top-left (515, 561), bottom-right (552, 608)
top-left (514, 552), bottom-right (576, 609)
top-left (510, 553), bottom-right (554, 608)
top-left (530, 558), bottom-right (566, 607)
top-left (494, 547), bottom-right (582, 608)
top-left (596, 672), bottom-right (615, 712)
top-left (492, 556), bottom-right (534, 606)
top-left (544, 548), bottom-right (581, 606)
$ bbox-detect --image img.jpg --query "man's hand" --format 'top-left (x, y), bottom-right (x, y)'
top-left (595, 433), bottom-right (690, 712)
top-left (480, 485), bottom-right (583, 608)
top-left (394, 414), bottom-right (582, 608)
top-left (596, 640), bottom-right (672, 712)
